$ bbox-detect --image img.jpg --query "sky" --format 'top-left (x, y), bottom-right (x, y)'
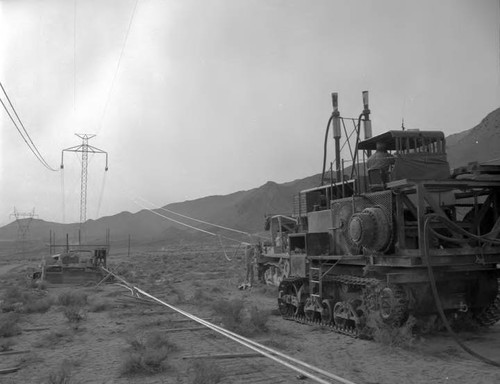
top-left (0, 0), bottom-right (499, 226)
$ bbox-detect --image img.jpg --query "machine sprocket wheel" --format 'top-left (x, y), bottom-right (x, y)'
top-left (378, 285), bottom-right (409, 326)
top-left (474, 291), bottom-right (500, 326)
top-left (333, 301), bottom-right (357, 329)
top-left (321, 299), bottom-right (335, 324)
top-left (278, 278), bottom-right (306, 317)
top-left (278, 279), bottom-right (294, 316)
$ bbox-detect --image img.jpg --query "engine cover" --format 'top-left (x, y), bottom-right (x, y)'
top-left (348, 206), bottom-right (392, 252)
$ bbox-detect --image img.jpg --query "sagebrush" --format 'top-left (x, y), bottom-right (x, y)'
top-left (211, 298), bottom-right (269, 336)
top-left (121, 332), bottom-right (178, 375)
top-left (190, 359), bottom-right (223, 384)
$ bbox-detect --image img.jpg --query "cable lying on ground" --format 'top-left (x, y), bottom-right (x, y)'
top-left (102, 267), bottom-right (357, 384)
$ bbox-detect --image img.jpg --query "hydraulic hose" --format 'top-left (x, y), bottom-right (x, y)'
top-left (320, 115), bottom-right (333, 185)
top-left (423, 214), bottom-right (500, 368)
top-left (349, 113), bottom-right (364, 180)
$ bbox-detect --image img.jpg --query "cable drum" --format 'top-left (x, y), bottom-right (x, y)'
top-left (347, 206), bottom-right (392, 252)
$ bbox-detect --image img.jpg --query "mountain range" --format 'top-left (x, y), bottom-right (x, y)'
top-left (2, 107), bottom-right (499, 246)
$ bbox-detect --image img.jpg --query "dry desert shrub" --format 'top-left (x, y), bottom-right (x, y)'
top-left (211, 298), bottom-right (269, 336)
top-left (45, 359), bottom-right (76, 384)
top-left (190, 288), bottom-right (214, 305)
top-left (189, 359), bottom-right (223, 384)
top-left (63, 306), bottom-right (87, 324)
top-left (0, 338), bottom-right (15, 351)
top-left (121, 331), bottom-right (178, 376)
top-left (169, 286), bottom-right (186, 304)
top-left (262, 337), bottom-right (289, 350)
top-left (1, 285), bottom-right (52, 313)
top-left (33, 328), bottom-right (74, 348)
top-left (0, 312), bottom-right (21, 337)
top-left (24, 296), bottom-right (53, 313)
top-left (88, 299), bottom-right (112, 313)
top-left (58, 291), bottom-right (88, 307)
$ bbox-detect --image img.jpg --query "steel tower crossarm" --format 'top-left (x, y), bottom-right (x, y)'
top-left (60, 134), bottom-right (109, 225)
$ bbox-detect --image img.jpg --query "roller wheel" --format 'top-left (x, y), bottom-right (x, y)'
top-left (378, 285), bottom-right (409, 326)
top-left (321, 299), bottom-right (335, 324)
top-left (475, 293), bottom-right (500, 326)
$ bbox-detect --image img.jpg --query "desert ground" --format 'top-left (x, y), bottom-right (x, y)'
top-left (1, 241), bottom-right (500, 384)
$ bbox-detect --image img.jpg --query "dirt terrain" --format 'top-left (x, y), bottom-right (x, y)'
top-left (1, 243), bottom-right (500, 384)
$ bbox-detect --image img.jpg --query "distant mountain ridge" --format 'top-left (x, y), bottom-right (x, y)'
top-left (446, 107), bottom-right (500, 168)
top-left (1, 107), bottom-right (499, 245)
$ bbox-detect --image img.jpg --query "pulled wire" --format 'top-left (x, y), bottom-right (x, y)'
top-left (96, 170), bottom-right (107, 218)
top-left (320, 115), bottom-right (333, 185)
top-left (349, 114), bottom-right (364, 180)
top-left (217, 235), bottom-right (231, 261)
top-left (97, 0), bottom-right (139, 133)
top-left (60, 169), bottom-right (66, 223)
top-left (102, 268), bottom-right (358, 384)
top-left (480, 157), bottom-right (500, 164)
top-left (137, 196), bottom-right (252, 237)
top-left (340, 117), bottom-right (355, 160)
top-left (0, 82), bottom-right (58, 171)
top-left (232, 242), bottom-right (243, 259)
top-left (131, 198), bottom-right (245, 245)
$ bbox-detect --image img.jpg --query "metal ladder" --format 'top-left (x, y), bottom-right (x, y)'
top-left (309, 263), bottom-right (323, 300)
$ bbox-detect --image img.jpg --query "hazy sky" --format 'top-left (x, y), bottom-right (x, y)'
top-left (0, 0), bottom-right (499, 226)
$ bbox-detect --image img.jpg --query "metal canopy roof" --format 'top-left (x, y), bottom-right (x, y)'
top-left (357, 130), bottom-right (445, 150)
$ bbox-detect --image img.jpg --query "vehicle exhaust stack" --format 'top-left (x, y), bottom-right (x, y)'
top-left (362, 91), bottom-right (372, 140)
top-left (332, 92), bottom-right (341, 181)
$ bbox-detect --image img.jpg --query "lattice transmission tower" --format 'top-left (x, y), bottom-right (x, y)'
top-left (61, 134), bottom-right (108, 225)
top-left (10, 207), bottom-right (38, 253)
top-left (10, 207), bottom-right (37, 241)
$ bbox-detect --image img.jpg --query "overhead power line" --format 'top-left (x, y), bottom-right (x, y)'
top-left (132, 198), bottom-right (245, 245)
top-left (136, 196), bottom-right (271, 241)
top-left (97, 0), bottom-right (139, 133)
top-left (0, 81), bottom-right (59, 171)
top-left (136, 196), bottom-right (254, 238)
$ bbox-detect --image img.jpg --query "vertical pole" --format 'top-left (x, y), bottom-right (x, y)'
top-left (78, 229), bottom-right (81, 246)
top-left (66, 233), bottom-right (69, 252)
top-left (341, 159), bottom-right (345, 198)
top-left (80, 136), bottom-right (89, 226)
top-left (329, 162), bottom-right (334, 208)
top-left (416, 183), bottom-right (426, 253)
top-left (331, 93), bottom-right (342, 182)
top-left (334, 137), bottom-right (341, 182)
top-left (362, 91), bottom-right (372, 158)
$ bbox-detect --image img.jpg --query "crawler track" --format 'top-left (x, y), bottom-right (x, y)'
top-left (278, 275), bottom-right (385, 338)
top-left (282, 314), bottom-right (360, 337)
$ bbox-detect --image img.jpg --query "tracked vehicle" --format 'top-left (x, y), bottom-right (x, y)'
top-left (261, 91), bottom-right (500, 335)
top-left (33, 232), bottom-right (110, 284)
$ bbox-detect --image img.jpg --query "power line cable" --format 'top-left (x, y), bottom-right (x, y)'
top-left (136, 196), bottom-right (266, 239)
top-left (97, 0), bottom-right (139, 133)
top-left (0, 81), bottom-right (59, 171)
top-left (132, 198), bottom-right (246, 245)
top-left (0, 81), bottom-right (54, 170)
top-left (61, 169), bottom-right (66, 223)
top-left (0, 96), bottom-right (46, 167)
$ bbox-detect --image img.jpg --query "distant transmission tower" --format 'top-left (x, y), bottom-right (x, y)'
top-left (10, 207), bottom-right (37, 253)
top-left (61, 134), bottom-right (108, 225)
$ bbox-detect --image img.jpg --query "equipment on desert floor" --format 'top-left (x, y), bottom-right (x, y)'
top-left (260, 91), bottom-right (500, 336)
top-left (33, 232), bottom-right (110, 284)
